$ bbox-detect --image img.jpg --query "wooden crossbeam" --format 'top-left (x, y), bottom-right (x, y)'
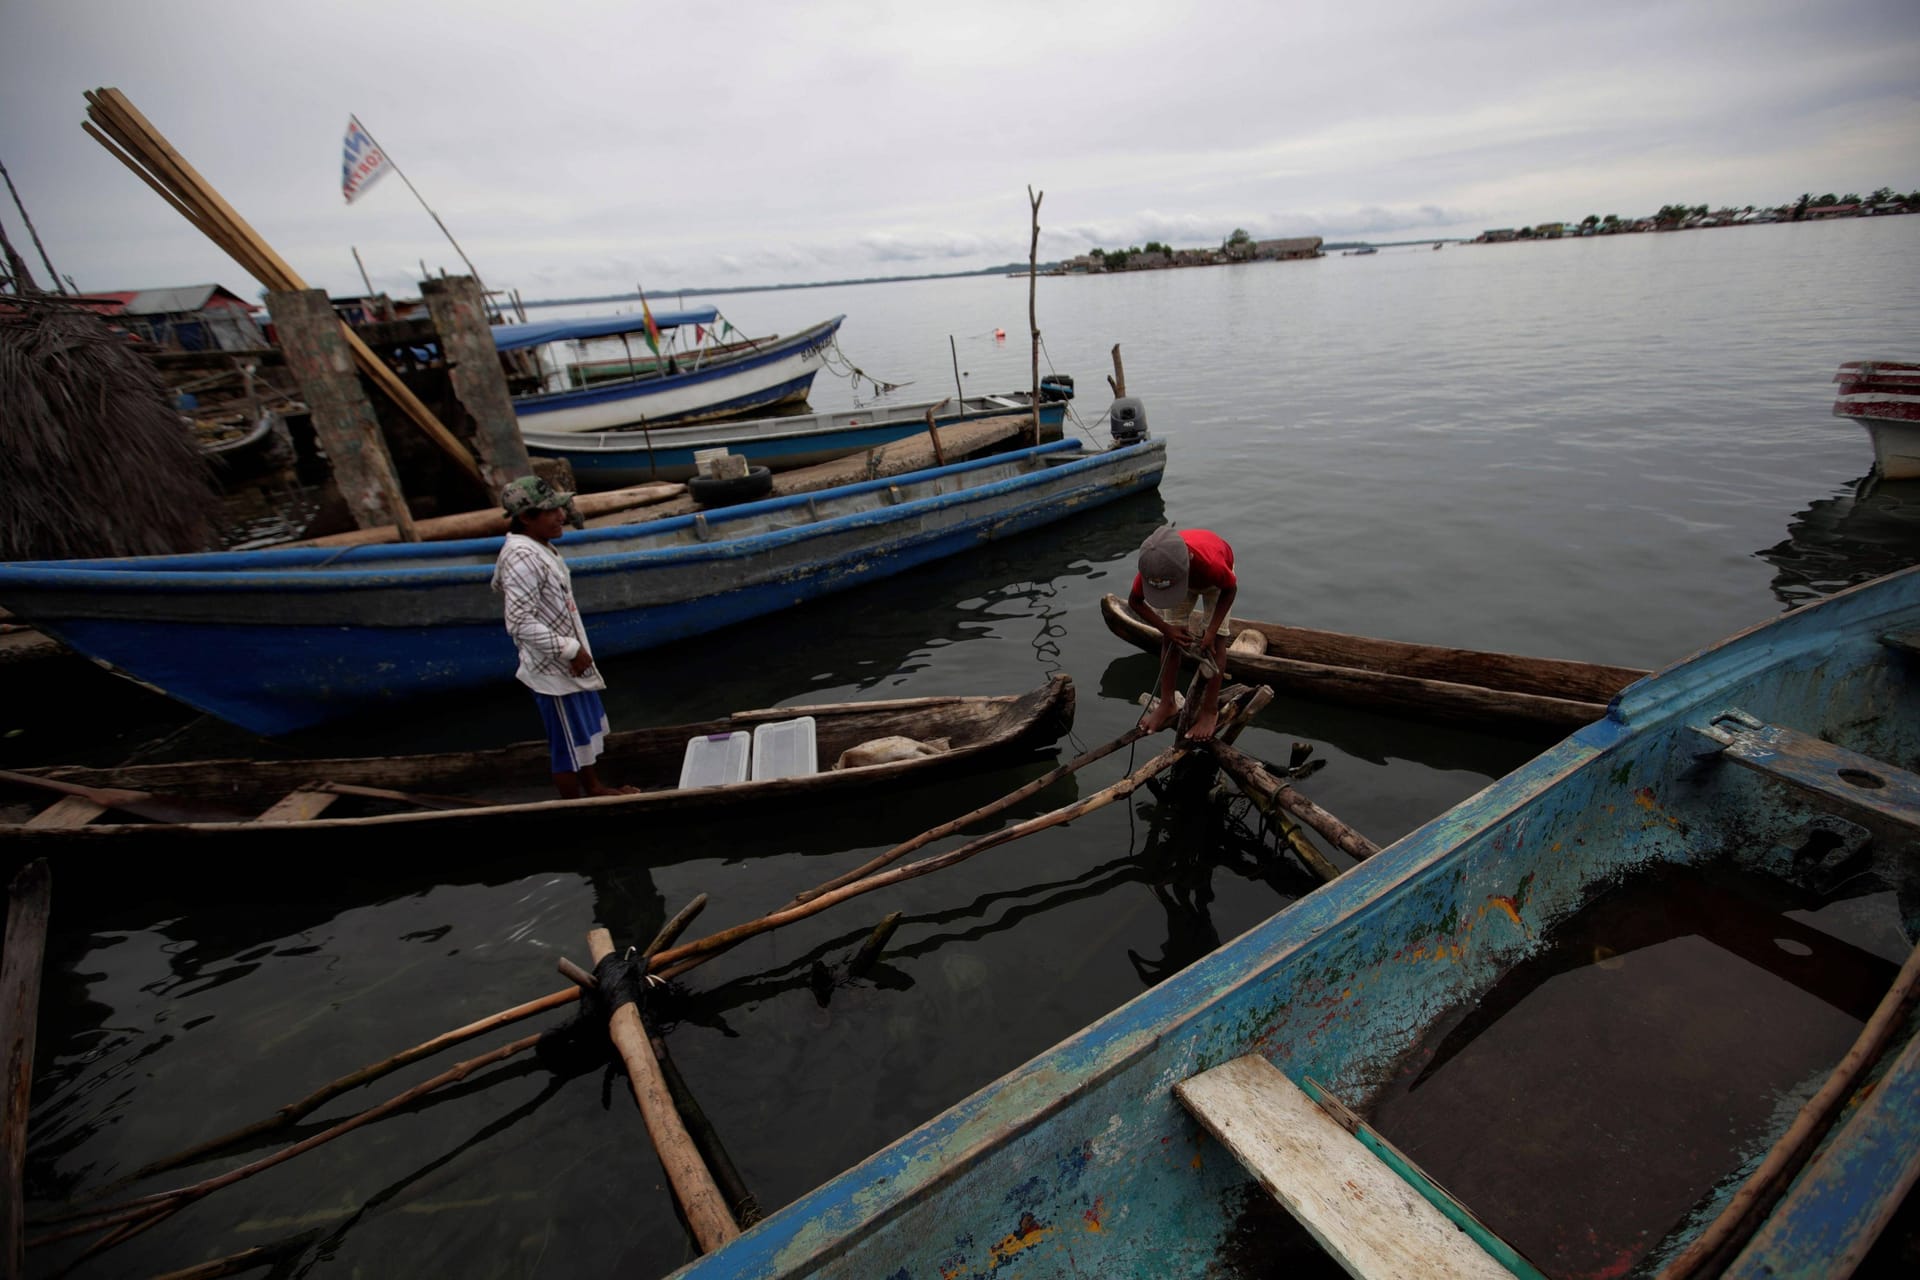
top-left (1174, 1055), bottom-right (1513, 1280)
top-left (255, 789), bottom-right (342, 824)
top-left (1692, 711), bottom-right (1920, 832)
top-left (24, 797), bottom-right (107, 830)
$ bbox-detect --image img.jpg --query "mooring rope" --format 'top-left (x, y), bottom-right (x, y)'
top-left (819, 335), bottom-right (913, 403)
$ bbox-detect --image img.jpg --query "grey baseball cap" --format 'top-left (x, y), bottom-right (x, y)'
top-left (1138, 526), bottom-right (1191, 609)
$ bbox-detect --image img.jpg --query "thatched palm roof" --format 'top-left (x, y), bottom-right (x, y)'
top-left (1, 297), bottom-right (218, 560)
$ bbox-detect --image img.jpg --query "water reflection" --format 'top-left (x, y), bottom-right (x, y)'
top-left (1757, 473), bottom-right (1920, 609)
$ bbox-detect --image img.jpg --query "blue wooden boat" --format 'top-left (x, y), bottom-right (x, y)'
top-left (495, 312), bottom-right (844, 432)
top-left (523, 386), bottom-right (1074, 488)
top-left (668, 567), bottom-right (1920, 1279)
top-left (0, 438), bottom-right (1164, 736)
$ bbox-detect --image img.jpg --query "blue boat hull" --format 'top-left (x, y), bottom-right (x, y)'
top-left (0, 441), bottom-right (1164, 735)
top-left (665, 567), bottom-right (1920, 1278)
top-left (512, 317), bottom-right (844, 432)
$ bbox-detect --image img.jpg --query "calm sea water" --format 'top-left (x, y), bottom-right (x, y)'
top-left (20, 217), bottom-right (1920, 1277)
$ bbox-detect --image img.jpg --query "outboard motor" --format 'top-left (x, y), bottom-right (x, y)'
top-left (1039, 373), bottom-right (1075, 403)
top-left (1110, 396), bottom-right (1149, 446)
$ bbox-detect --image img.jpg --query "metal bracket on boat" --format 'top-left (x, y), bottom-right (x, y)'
top-left (692, 512), bottom-right (713, 541)
top-left (805, 496), bottom-right (821, 523)
top-left (884, 484), bottom-right (904, 505)
top-left (1882, 630), bottom-right (1920, 660)
top-left (1690, 708), bottom-right (1920, 833)
top-left (1691, 708), bottom-right (1767, 753)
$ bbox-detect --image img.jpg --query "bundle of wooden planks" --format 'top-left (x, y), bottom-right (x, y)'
top-left (80, 88), bottom-right (481, 489)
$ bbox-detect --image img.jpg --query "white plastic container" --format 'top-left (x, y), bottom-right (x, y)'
top-left (692, 447), bottom-right (729, 479)
top-left (751, 716), bottom-right (818, 780)
top-left (678, 730), bottom-right (751, 788)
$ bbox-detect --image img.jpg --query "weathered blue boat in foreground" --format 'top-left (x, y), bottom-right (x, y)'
top-left (0, 438), bottom-right (1164, 735)
top-left (523, 386), bottom-right (1073, 487)
top-left (670, 568), bottom-right (1920, 1279)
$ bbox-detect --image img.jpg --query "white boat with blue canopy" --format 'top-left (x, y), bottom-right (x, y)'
top-left (523, 385), bottom-right (1074, 487)
top-left (663, 566), bottom-right (1920, 1280)
top-left (0, 437), bottom-right (1165, 736)
top-left (492, 309), bottom-right (844, 432)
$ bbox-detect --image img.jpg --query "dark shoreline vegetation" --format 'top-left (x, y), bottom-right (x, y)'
top-left (522, 183), bottom-right (1917, 310)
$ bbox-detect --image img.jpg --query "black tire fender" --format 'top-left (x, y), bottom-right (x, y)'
top-left (687, 465), bottom-right (774, 507)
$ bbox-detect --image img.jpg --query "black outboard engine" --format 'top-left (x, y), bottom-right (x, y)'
top-left (1039, 373), bottom-right (1075, 403)
top-left (1110, 396), bottom-right (1149, 446)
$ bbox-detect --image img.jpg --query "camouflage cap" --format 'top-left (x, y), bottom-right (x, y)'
top-left (501, 475), bottom-right (574, 519)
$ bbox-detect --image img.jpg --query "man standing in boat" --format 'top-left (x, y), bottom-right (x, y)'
top-left (492, 476), bottom-right (634, 798)
top-left (1128, 525), bottom-right (1237, 741)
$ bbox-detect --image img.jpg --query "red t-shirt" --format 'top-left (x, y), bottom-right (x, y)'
top-left (1131, 529), bottom-right (1235, 598)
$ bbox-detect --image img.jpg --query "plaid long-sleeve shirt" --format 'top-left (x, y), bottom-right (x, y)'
top-left (491, 533), bottom-right (606, 695)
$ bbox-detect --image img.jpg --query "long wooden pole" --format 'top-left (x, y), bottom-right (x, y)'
top-left (788, 724), bottom-right (1154, 906)
top-left (1658, 937), bottom-right (1920, 1279)
top-left (1027, 185), bottom-right (1043, 445)
top-left (586, 929), bottom-right (738, 1252)
top-left (657, 741), bottom-right (1196, 980)
top-left (31, 1033), bottom-right (544, 1250)
top-left (2, 861), bottom-right (51, 1280)
top-left (82, 88), bottom-right (483, 487)
top-left (1207, 741), bottom-right (1381, 864)
top-left (120, 987), bottom-right (580, 1182)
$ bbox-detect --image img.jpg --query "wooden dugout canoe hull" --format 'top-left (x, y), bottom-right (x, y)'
top-left (0, 676), bottom-right (1075, 846)
top-left (665, 570), bottom-right (1920, 1280)
top-left (1099, 592), bottom-right (1649, 737)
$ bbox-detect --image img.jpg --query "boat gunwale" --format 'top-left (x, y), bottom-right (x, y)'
top-left (0, 440), bottom-right (1157, 594)
top-left (0, 676), bottom-right (1076, 840)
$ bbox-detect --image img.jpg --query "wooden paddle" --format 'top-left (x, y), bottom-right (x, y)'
top-left (0, 770), bottom-right (250, 825)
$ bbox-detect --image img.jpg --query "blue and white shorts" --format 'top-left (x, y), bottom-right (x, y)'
top-left (534, 689), bottom-right (610, 774)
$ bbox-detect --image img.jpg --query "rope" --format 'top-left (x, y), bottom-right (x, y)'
top-left (819, 335), bottom-right (913, 404)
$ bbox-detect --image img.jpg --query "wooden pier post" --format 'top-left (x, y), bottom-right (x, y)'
top-left (267, 288), bottom-right (419, 541)
top-left (3, 860), bottom-right (51, 1280)
top-left (422, 276), bottom-right (532, 494)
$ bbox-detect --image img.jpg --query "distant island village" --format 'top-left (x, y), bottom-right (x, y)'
top-left (535, 185), bottom-right (1917, 308)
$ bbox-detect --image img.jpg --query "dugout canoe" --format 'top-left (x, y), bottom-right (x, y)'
top-left (667, 567), bottom-right (1920, 1280)
top-left (1099, 592), bottom-right (1649, 737)
top-left (0, 675), bottom-right (1074, 847)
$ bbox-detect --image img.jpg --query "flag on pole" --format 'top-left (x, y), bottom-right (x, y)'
top-left (640, 296), bottom-right (663, 355)
top-left (342, 116), bottom-right (392, 204)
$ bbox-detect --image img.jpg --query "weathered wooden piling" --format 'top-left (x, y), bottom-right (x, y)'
top-left (421, 275), bottom-right (532, 494)
top-left (266, 287), bottom-right (419, 540)
top-left (3, 860), bottom-right (51, 1280)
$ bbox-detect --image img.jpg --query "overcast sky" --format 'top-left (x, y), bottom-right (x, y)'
top-left (2, 0), bottom-right (1915, 301)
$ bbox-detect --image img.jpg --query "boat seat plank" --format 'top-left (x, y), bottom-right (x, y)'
top-left (255, 788), bottom-right (343, 823)
top-left (1173, 1054), bottom-right (1512, 1280)
top-left (1881, 631), bottom-right (1920, 659)
top-left (25, 796), bottom-right (109, 829)
top-left (1722, 1028), bottom-right (1920, 1279)
top-left (1693, 711), bottom-right (1920, 832)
